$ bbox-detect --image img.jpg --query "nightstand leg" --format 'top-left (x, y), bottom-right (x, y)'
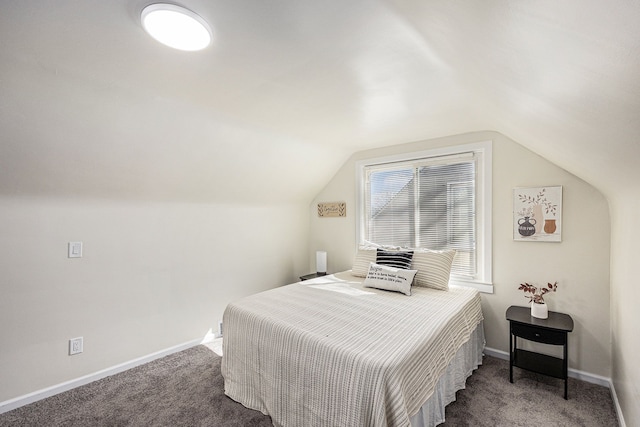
top-left (563, 339), bottom-right (568, 399)
top-left (509, 331), bottom-right (514, 383)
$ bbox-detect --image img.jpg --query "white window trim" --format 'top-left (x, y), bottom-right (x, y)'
top-left (355, 141), bottom-right (493, 293)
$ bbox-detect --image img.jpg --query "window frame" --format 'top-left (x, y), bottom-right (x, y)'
top-left (355, 141), bottom-right (493, 293)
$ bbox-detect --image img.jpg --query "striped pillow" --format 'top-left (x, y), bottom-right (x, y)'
top-left (351, 244), bottom-right (405, 277)
top-left (351, 248), bottom-right (377, 277)
top-left (376, 249), bottom-right (414, 269)
top-left (411, 249), bottom-right (456, 291)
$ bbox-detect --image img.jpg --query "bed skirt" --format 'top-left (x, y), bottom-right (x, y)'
top-left (410, 321), bottom-right (485, 427)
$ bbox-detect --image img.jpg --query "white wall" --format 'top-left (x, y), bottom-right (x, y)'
top-left (309, 131), bottom-right (611, 377)
top-left (0, 197), bottom-right (308, 402)
top-left (610, 194), bottom-right (640, 424)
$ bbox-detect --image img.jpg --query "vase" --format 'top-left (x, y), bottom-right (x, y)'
top-left (531, 302), bottom-right (548, 319)
top-left (518, 217), bottom-right (536, 237)
top-left (544, 219), bottom-right (557, 234)
top-left (532, 204), bottom-right (544, 234)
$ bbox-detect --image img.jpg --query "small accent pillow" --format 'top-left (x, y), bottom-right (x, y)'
top-left (363, 263), bottom-right (417, 296)
top-left (376, 248), bottom-right (414, 269)
top-left (411, 249), bottom-right (456, 291)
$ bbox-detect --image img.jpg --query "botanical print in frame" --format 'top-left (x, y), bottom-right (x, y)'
top-left (513, 186), bottom-right (562, 242)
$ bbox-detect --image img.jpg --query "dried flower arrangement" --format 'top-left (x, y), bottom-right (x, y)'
top-left (518, 281), bottom-right (558, 304)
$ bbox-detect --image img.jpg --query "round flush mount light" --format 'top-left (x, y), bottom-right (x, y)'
top-left (141, 3), bottom-right (212, 51)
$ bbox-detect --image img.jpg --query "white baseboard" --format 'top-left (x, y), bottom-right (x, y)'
top-left (483, 346), bottom-right (611, 387)
top-left (0, 338), bottom-right (202, 415)
top-left (608, 380), bottom-right (627, 427)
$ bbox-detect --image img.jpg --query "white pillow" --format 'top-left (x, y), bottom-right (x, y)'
top-left (363, 262), bottom-right (417, 296)
top-left (351, 247), bottom-right (377, 277)
top-left (411, 249), bottom-right (456, 291)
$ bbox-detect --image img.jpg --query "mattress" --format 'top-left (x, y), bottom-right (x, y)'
top-left (221, 271), bottom-right (483, 427)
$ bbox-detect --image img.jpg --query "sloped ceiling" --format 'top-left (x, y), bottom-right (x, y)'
top-left (0, 0), bottom-right (638, 203)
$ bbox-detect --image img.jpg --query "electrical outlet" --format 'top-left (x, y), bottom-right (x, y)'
top-left (218, 321), bottom-right (223, 337)
top-left (69, 337), bottom-right (83, 355)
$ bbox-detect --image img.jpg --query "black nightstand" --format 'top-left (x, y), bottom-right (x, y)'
top-left (506, 305), bottom-right (574, 399)
top-left (299, 272), bottom-right (327, 281)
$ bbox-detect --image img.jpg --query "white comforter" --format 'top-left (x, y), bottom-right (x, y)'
top-left (221, 271), bottom-right (483, 427)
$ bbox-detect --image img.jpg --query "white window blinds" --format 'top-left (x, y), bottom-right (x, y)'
top-left (364, 153), bottom-right (477, 278)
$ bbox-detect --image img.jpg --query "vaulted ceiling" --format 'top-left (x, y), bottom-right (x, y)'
top-left (1, 1), bottom-right (638, 203)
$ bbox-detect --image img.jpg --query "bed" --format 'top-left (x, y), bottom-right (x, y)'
top-left (221, 270), bottom-right (484, 427)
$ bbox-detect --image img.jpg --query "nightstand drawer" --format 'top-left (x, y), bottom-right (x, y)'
top-left (511, 322), bottom-right (566, 345)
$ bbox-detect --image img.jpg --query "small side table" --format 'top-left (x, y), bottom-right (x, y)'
top-left (299, 272), bottom-right (327, 281)
top-left (506, 305), bottom-right (574, 399)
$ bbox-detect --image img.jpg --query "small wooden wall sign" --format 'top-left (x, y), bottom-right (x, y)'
top-left (318, 202), bottom-right (346, 217)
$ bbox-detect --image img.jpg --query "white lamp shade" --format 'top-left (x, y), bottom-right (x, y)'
top-left (316, 251), bottom-right (327, 274)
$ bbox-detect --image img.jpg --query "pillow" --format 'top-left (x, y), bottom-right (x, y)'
top-left (362, 240), bottom-right (402, 251)
top-left (351, 247), bottom-right (377, 277)
top-left (411, 249), bottom-right (456, 291)
top-left (350, 243), bottom-right (405, 277)
top-left (363, 263), bottom-right (417, 296)
top-left (376, 248), bottom-right (414, 269)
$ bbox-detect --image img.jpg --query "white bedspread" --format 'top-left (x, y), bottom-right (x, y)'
top-left (221, 271), bottom-right (483, 427)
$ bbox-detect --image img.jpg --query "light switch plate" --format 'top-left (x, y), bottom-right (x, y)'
top-left (68, 242), bottom-right (83, 258)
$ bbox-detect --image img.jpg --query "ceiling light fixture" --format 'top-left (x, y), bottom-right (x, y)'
top-left (141, 3), bottom-right (212, 51)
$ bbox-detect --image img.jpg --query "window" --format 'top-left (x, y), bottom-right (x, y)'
top-left (356, 142), bottom-right (492, 292)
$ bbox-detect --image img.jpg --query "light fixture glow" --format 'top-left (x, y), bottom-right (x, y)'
top-left (141, 3), bottom-right (212, 51)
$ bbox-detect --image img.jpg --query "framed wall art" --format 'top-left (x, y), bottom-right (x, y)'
top-left (513, 186), bottom-right (562, 242)
top-left (318, 202), bottom-right (346, 217)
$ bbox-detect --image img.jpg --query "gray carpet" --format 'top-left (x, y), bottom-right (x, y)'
top-left (0, 346), bottom-right (618, 426)
top-left (439, 356), bottom-right (618, 427)
top-left (0, 346), bottom-right (272, 427)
